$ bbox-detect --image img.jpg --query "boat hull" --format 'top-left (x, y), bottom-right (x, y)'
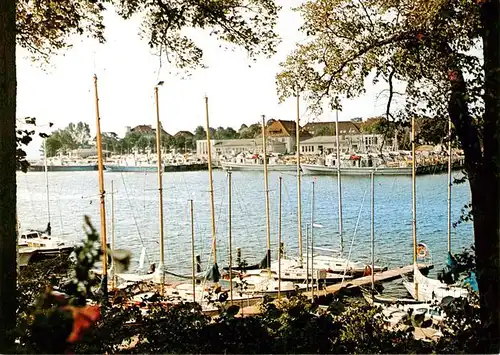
top-left (105, 165), bottom-right (158, 172)
top-left (301, 164), bottom-right (412, 176)
top-left (28, 164), bottom-right (98, 172)
top-left (106, 163), bottom-right (208, 173)
top-left (221, 162), bottom-right (297, 172)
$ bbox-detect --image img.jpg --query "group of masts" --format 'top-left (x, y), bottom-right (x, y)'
top-left (92, 72), bottom-right (456, 304)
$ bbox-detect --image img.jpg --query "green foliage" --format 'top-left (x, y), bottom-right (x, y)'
top-left (12, 216), bottom-right (105, 353)
top-left (43, 121), bottom-right (91, 157)
top-left (17, 0), bottom-right (279, 70)
top-left (16, 117), bottom-right (50, 172)
top-left (16, 0), bottom-right (107, 62)
top-left (239, 123), bottom-right (261, 139)
top-left (313, 125), bottom-right (334, 136)
top-left (194, 125), bottom-right (206, 141)
top-left (215, 126), bottom-right (239, 140)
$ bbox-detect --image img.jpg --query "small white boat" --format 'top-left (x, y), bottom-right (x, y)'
top-left (362, 288), bottom-right (446, 331)
top-left (402, 263), bottom-right (468, 302)
top-left (19, 229), bottom-right (74, 258)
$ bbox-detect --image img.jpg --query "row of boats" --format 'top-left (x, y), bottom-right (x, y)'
top-left (19, 85), bottom-right (476, 335)
top-left (220, 150), bottom-right (464, 176)
top-left (26, 154), bottom-right (207, 173)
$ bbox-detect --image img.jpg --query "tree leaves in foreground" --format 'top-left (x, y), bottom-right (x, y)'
top-left (16, 0), bottom-right (280, 69)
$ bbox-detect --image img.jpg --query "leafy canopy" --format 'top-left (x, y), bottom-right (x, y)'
top-left (276, 0), bottom-right (483, 127)
top-left (17, 0), bottom-right (280, 69)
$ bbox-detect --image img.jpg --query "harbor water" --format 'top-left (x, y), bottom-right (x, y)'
top-left (17, 170), bottom-right (474, 295)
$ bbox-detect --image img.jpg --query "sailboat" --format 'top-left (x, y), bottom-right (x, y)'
top-left (360, 172), bottom-right (446, 334)
top-left (272, 103), bottom-right (383, 278)
top-left (19, 138), bottom-right (74, 259)
top-left (402, 117), bottom-right (468, 302)
top-left (225, 116), bottom-right (299, 295)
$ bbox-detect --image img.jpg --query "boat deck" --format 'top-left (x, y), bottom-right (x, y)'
top-left (303, 263), bottom-right (433, 299)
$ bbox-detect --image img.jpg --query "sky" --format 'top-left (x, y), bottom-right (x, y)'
top-left (17, 0), bottom-right (392, 159)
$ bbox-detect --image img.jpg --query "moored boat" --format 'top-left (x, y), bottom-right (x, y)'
top-left (221, 153), bottom-right (296, 172)
top-left (19, 229), bottom-right (75, 259)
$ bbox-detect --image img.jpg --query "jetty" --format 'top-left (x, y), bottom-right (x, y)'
top-left (303, 263), bottom-right (433, 299)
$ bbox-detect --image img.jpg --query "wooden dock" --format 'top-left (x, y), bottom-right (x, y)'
top-left (303, 263), bottom-right (434, 299)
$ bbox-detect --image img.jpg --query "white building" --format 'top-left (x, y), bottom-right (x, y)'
top-left (299, 134), bottom-right (393, 155)
top-left (196, 138), bottom-right (286, 157)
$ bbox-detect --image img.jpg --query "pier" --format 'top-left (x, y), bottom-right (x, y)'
top-left (303, 263), bottom-right (433, 299)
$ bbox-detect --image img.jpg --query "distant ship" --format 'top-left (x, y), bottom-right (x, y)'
top-left (301, 152), bottom-right (414, 176)
top-left (105, 154), bottom-right (208, 172)
top-left (28, 164), bottom-right (98, 172)
top-left (27, 157), bottom-right (98, 172)
top-left (301, 152), bottom-right (463, 176)
top-left (105, 164), bottom-right (157, 172)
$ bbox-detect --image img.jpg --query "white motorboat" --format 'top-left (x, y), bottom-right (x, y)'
top-left (19, 229), bottom-right (74, 258)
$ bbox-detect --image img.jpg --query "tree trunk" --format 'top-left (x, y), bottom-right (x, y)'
top-left (474, 0), bottom-right (500, 352)
top-left (0, 0), bottom-right (17, 351)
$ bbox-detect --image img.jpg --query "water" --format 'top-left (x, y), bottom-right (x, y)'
top-left (17, 169), bottom-right (474, 293)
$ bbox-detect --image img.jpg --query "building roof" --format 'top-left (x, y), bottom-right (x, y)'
top-left (174, 130), bottom-right (194, 138)
top-left (130, 124), bottom-right (169, 136)
top-left (266, 120), bottom-right (298, 137)
top-left (303, 121), bottom-right (361, 135)
top-left (131, 124), bottom-right (154, 133)
top-left (300, 136), bottom-right (339, 144)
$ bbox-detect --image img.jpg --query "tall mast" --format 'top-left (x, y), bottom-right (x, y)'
top-left (190, 199), bottom-right (196, 302)
top-left (93, 74), bottom-right (108, 300)
top-left (205, 96), bottom-right (217, 265)
top-left (371, 171), bottom-right (375, 291)
top-left (411, 115), bottom-right (418, 298)
top-left (335, 109), bottom-right (344, 254)
top-left (154, 85), bottom-right (165, 293)
top-left (278, 176), bottom-right (282, 299)
top-left (310, 181), bottom-right (315, 298)
top-left (447, 118), bottom-right (452, 253)
top-left (43, 139), bottom-right (50, 232)
top-left (262, 115), bottom-right (271, 276)
top-left (227, 171), bottom-right (234, 304)
top-left (111, 180), bottom-right (116, 289)
top-left (296, 91), bottom-right (303, 266)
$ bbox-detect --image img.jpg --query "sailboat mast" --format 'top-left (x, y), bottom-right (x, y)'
top-left (93, 74), bottom-right (108, 298)
top-left (262, 115), bottom-right (271, 275)
top-left (335, 109), bottom-right (344, 254)
top-left (296, 92), bottom-right (303, 266)
top-left (371, 171), bottom-right (375, 291)
top-left (190, 199), bottom-right (196, 302)
top-left (205, 96), bottom-right (217, 264)
top-left (154, 85), bottom-right (165, 293)
top-left (43, 139), bottom-right (50, 229)
top-left (111, 180), bottom-right (116, 289)
top-left (278, 176), bottom-right (282, 299)
top-left (311, 181), bottom-right (315, 297)
top-left (227, 171), bottom-right (234, 304)
top-left (447, 118), bottom-right (452, 253)
top-left (411, 115), bottom-right (418, 298)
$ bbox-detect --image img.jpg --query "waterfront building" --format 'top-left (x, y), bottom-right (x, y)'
top-left (299, 133), bottom-right (393, 155)
top-left (196, 138), bottom-right (287, 157)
